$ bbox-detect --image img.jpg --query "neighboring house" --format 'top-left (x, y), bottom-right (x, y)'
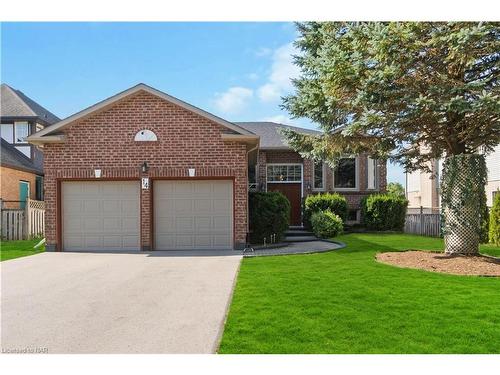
top-left (406, 145), bottom-right (500, 212)
top-left (0, 84), bottom-right (60, 208)
top-left (28, 83), bottom-right (386, 252)
top-left (235, 122), bottom-right (387, 226)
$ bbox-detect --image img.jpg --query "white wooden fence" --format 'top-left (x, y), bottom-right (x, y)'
top-left (1, 199), bottom-right (45, 240)
top-left (404, 207), bottom-right (441, 237)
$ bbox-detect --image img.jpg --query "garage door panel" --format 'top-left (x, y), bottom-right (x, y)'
top-left (195, 217), bottom-right (211, 232)
top-left (194, 235), bottom-right (212, 247)
top-left (154, 180), bottom-right (233, 250)
top-left (214, 235), bottom-right (231, 247)
top-left (83, 217), bottom-right (102, 231)
top-left (214, 216), bottom-right (231, 231)
top-left (194, 199), bottom-right (212, 212)
top-left (62, 181), bottom-right (140, 251)
top-left (176, 217), bottom-right (194, 231)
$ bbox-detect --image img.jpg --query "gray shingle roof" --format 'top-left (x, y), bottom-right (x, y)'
top-left (1, 84), bottom-right (60, 125)
top-left (0, 138), bottom-right (43, 174)
top-left (234, 122), bottom-right (320, 149)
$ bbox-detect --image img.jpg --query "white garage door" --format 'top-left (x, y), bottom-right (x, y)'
top-left (62, 181), bottom-right (140, 251)
top-left (154, 180), bottom-right (233, 250)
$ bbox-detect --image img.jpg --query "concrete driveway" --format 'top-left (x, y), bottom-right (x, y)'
top-left (1, 250), bottom-right (242, 354)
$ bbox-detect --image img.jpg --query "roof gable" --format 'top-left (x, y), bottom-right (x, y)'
top-left (28, 83), bottom-right (256, 144)
top-left (1, 84), bottom-right (60, 125)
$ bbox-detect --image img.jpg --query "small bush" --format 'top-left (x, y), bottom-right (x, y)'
top-left (361, 193), bottom-right (408, 231)
top-left (249, 191), bottom-right (290, 244)
top-left (304, 193), bottom-right (348, 228)
top-left (489, 193), bottom-right (500, 245)
top-left (311, 210), bottom-right (344, 238)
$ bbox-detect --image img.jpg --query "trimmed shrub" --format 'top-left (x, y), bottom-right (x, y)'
top-left (489, 192), bottom-right (500, 245)
top-left (249, 191), bottom-right (290, 244)
top-left (304, 193), bottom-right (348, 228)
top-left (361, 193), bottom-right (408, 231)
top-left (311, 210), bottom-right (344, 238)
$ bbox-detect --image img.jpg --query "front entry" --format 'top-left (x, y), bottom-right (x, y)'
top-left (267, 183), bottom-right (302, 226)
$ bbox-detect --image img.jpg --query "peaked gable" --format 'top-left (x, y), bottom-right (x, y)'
top-left (28, 83), bottom-right (256, 144)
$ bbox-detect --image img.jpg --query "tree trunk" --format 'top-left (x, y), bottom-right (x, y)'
top-left (441, 154), bottom-right (487, 255)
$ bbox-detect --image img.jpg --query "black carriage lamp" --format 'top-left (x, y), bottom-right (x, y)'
top-left (141, 161), bottom-right (150, 174)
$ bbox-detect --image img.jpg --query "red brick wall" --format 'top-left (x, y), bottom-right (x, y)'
top-left (43, 91), bottom-right (248, 250)
top-left (0, 166), bottom-right (38, 203)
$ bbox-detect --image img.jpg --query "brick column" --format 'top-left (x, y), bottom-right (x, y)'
top-left (303, 158), bottom-right (313, 196)
top-left (140, 181), bottom-right (151, 251)
top-left (44, 176), bottom-right (58, 251)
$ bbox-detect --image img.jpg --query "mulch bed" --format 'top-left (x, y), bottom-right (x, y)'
top-left (376, 250), bottom-right (500, 277)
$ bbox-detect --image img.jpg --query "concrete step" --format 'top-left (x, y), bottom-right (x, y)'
top-left (285, 229), bottom-right (315, 237)
top-left (284, 236), bottom-right (318, 242)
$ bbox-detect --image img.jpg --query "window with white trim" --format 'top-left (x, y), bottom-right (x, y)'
top-left (267, 165), bottom-right (302, 183)
top-left (313, 162), bottom-right (325, 190)
top-left (333, 158), bottom-right (357, 189)
top-left (367, 157), bottom-right (377, 190)
top-left (0, 122), bottom-right (30, 144)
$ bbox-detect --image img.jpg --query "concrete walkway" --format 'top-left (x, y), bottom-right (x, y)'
top-left (1, 250), bottom-right (242, 354)
top-left (244, 240), bottom-right (344, 257)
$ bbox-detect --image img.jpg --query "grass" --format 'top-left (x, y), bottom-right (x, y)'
top-left (219, 233), bottom-right (500, 354)
top-left (1, 238), bottom-right (45, 261)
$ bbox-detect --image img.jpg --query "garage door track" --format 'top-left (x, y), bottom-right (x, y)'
top-left (1, 250), bottom-right (242, 354)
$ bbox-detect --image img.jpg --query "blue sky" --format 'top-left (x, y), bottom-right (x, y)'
top-left (1, 22), bottom-right (405, 184)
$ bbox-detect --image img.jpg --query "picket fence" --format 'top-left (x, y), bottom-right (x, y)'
top-left (1, 199), bottom-right (45, 240)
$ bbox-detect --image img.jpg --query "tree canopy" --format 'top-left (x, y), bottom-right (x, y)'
top-left (282, 22), bottom-right (500, 172)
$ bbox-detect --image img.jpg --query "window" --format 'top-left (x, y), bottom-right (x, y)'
top-left (267, 164), bottom-right (302, 182)
top-left (334, 158), bottom-right (357, 189)
top-left (14, 122), bottom-right (29, 143)
top-left (1, 123), bottom-right (14, 143)
top-left (367, 157), bottom-right (377, 190)
top-left (1, 122), bottom-right (30, 144)
top-left (313, 162), bottom-right (325, 190)
top-left (15, 145), bottom-right (31, 158)
top-left (347, 209), bottom-right (359, 222)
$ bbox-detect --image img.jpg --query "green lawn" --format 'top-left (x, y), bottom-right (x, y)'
top-left (219, 233), bottom-right (500, 354)
top-left (1, 239), bottom-right (45, 261)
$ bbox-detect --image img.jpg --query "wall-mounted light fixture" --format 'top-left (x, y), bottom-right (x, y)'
top-left (141, 161), bottom-right (150, 174)
top-left (306, 182), bottom-right (312, 191)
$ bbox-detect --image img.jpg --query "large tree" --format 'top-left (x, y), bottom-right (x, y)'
top-left (282, 22), bottom-right (500, 254)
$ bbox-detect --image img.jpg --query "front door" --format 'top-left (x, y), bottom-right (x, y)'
top-left (267, 183), bottom-right (302, 226)
top-left (19, 181), bottom-right (29, 209)
top-left (266, 164), bottom-right (303, 226)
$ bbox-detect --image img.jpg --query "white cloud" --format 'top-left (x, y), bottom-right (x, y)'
top-left (257, 43), bottom-right (300, 103)
top-left (255, 47), bottom-right (272, 57)
top-left (247, 73), bottom-right (259, 81)
top-left (213, 87), bottom-right (253, 114)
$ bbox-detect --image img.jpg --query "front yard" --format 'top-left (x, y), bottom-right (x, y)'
top-left (1, 239), bottom-right (45, 261)
top-left (219, 233), bottom-right (500, 354)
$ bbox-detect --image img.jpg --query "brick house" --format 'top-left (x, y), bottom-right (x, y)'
top-left (28, 83), bottom-right (386, 252)
top-left (1, 84), bottom-right (60, 208)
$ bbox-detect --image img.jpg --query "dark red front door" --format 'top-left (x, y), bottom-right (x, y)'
top-left (267, 183), bottom-right (302, 226)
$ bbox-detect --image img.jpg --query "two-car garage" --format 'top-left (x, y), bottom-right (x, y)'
top-left (61, 180), bottom-right (233, 252)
